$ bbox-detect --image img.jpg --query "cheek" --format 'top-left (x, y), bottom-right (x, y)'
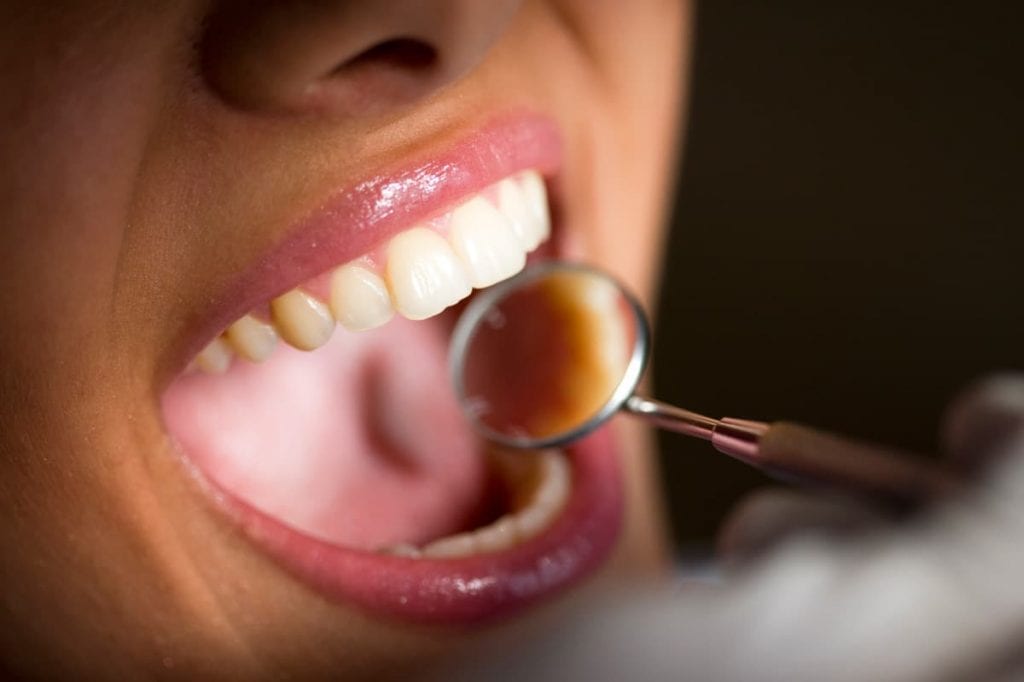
top-left (0, 5), bottom-right (190, 366)
top-left (556, 0), bottom-right (690, 302)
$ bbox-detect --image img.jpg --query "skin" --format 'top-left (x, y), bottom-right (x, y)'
top-left (0, 1), bottom-right (689, 678)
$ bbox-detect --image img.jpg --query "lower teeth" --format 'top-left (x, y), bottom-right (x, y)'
top-left (380, 449), bottom-right (570, 559)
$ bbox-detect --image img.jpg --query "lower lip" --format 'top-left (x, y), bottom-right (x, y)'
top-left (196, 425), bottom-right (622, 624)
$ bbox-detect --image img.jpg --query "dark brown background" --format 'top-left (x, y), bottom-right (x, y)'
top-left (655, 2), bottom-right (1023, 549)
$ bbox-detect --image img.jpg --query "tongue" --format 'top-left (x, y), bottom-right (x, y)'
top-left (162, 317), bottom-right (490, 550)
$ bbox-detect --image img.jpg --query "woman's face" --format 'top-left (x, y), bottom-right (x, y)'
top-left (0, 1), bottom-right (688, 677)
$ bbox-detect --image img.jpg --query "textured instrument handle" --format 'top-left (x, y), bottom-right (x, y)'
top-left (755, 422), bottom-right (960, 505)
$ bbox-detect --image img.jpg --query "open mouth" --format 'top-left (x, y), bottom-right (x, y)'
top-left (160, 115), bottom-right (623, 624)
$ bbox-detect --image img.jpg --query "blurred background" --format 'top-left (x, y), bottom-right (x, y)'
top-left (655, 2), bottom-right (1023, 550)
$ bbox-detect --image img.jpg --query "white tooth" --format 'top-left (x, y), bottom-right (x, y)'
top-left (518, 171), bottom-right (551, 247)
top-left (329, 263), bottom-right (394, 331)
top-left (534, 480), bottom-right (566, 514)
top-left (533, 453), bottom-right (571, 511)
top-left (498, 177), bottom-right (544, 251)
top-left (270, 289), bottom-right (335, 350)
top-left (393, 450), bottom-right (572, 559)
top-left (515, 505), bottom-right (550, 540)
top-left (226, 314), bottom-right (278, 362)
top-left (382, 543), bottom-right (422, 559)
top-left (474, 516), bottom-right (519, 553)
top-left (195, 337), bottom-right (232, 374)
top-left (385, 227), bottom-right (471, 320)
top-left (422, 532), bottom-right (477, 558)
top-left (448, 196), bottom-right (527, 288)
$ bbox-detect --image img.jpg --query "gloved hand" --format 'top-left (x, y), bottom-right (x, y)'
top-left (445, 375), bottom-right (1024, 682)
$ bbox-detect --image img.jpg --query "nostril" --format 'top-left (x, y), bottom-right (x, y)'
top-left (307, 37), bottom-right (442, 113)
top-left (200, 0), bottom-right (521, 116)
top-left (333, 38), bottom-right (438, 77)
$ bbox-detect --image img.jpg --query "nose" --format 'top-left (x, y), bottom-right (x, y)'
top-left (201, 0), bottom-right (523, 116)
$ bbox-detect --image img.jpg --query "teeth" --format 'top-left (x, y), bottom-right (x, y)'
top-left (498, 174), bottom-right (546, 251)
top-left (388, 449), bottom-right (571, 560)
top-left (329, 263), bottom-right (394, 331)
top-left (385, 227), bottom-right (471, 320)
top-left (514, 505), bottom-right (549, 539)
top-left (518, 171), bottom-right (551, 248)
top-left (270, 290), bottom-right (335, 350)
top-left (472, 515), bottom-right (518, 554)
top-left (198, 169), bottom-right (551, 370)
top-left (226, 314), bottom-right (278, 362)
top-left (383, 543), bottom-right (422, 559)
top-left (422, 533), bottom-right (477, 559)
top-left (195, 337), bottom-right (233, 374)
top-left (448, 196), bottom-right (527, 288)
top-left (533, 450), bottom-right (572, 509)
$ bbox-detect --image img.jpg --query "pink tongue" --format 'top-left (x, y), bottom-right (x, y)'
top-left (162, 317), bottom-right (488, 550)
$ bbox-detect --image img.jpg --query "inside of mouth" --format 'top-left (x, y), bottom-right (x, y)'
top-left (162, 308), bottom-right (529, 551)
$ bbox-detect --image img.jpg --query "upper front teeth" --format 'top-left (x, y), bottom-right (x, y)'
top-left (448, 197), bottom-right (527, 288)
top-left (193, 170), bottom-right (550, 372)
top-left (386, 227), bottom-right (472, 320)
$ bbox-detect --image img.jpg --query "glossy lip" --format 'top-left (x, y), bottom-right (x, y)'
top-left (195, 426), bottom-right (622, 624)
top-left (165, 112), bottom-right (624, 625)
top-left (168, 112), bottom-right (562, 379)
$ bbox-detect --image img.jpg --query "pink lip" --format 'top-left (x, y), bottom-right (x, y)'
top-left (171, 113), bottom-right (562, 375)
top-left (202, 426), bottom-right (622, 624)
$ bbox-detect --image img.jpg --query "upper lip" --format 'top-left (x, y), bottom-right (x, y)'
top-left (166, 112), bottom-right (562, 381)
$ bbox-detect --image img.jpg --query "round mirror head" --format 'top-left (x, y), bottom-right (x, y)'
top-left (449, 263), bottom-right (649, 449)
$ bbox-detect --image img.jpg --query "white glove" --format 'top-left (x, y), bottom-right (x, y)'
top-left (446, 375), bottom-right (1024, 682)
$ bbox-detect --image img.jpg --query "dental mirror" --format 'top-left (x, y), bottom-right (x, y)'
top-left (449, 262), bottom-right (649, 450)
top-left (449, 262), bottom-right (958, 505)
